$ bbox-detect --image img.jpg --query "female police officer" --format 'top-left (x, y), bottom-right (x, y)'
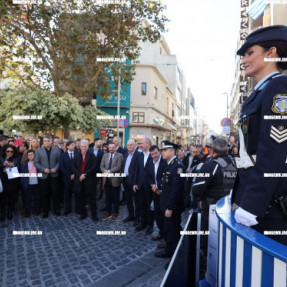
top-left (232, 25), bottom-right (287, 245)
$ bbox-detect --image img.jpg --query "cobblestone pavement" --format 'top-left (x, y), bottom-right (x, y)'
top-left (0, 196), bottom-right (189, 287)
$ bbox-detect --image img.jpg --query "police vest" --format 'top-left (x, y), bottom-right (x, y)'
top-left (206, 157), bottom-right (237, 203)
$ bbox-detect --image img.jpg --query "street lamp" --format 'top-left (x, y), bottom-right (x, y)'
top-left (117, 65), bottom-right (121, 137)
top-left (116, 45), bottom-right (129, 137)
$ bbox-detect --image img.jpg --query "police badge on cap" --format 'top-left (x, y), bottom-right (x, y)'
top-left (160, 141), bottom-right (181, 150)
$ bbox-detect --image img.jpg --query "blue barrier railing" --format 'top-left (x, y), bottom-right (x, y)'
top-left (216, 196), bottom-right (287, 287)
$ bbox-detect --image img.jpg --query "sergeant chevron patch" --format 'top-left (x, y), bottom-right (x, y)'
top-left (270, 125), bottom-right (287, 143)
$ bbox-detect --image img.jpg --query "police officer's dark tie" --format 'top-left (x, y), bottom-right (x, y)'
top-left (108, 154), bottom-right (113, 169)
top-left (70, 153), bottom-right (72, 160)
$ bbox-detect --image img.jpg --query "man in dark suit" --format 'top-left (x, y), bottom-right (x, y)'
top-left (133, 137), bottom-right (153, 233)
top-left (72, 140), bottom-right (98, 222)
top-left (89, 138), bottom-right (104, 197)
top-left (182, 146), bottom-right (201, 207)
top-left (100, 142), bottom-right (123, 221)
top-left (122, 139), bottom-right (140, 223)
top-left (88, 138), bottom-right (104, 172)
top-left (113, 136), bottom-right (126, 155)
top-left (148, 145), bottom-right (168, 245)
top-left (182, 146), bottom-right (201, 172)
top-left (60, 140), bottom-right (79, 215)
top-left (35, 135), bottom-right (61, 218)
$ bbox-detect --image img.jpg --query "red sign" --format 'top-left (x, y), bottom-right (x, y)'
top-left (99, 129), bottom-right (107, 137)
top-left (119, 118), bottom-right (128, 128)
top-left (14, 139), bottom-right (23, 147)
top-left (221, 118), bottom-right (232, 127)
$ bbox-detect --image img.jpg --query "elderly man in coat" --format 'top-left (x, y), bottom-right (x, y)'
top-left (72, 140), bottom-right (98, 222)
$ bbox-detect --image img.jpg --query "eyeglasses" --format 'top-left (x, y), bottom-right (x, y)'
top-left (6, 150), bottom-right (13, 153)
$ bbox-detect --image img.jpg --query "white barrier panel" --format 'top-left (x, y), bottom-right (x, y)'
top-left (216, 196), bottom-right (287, 287)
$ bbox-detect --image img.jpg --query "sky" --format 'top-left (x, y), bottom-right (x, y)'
top-left (161, 0), bottom-right (241, 134)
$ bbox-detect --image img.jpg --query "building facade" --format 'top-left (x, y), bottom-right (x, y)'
top-left (129, 32), bottom-right (197, 145)
top-left (230, 1), bottom-right (287, 128)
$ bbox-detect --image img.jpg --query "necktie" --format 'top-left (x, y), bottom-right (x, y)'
top-left (108, 154), bottom-right (113, 169)
top-left (70, 153), bottom-right (72, 160)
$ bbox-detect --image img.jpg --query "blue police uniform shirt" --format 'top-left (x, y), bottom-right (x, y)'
top-left (159, 156), bottom-right (185, 212)
top-left (253, 71), bottom-right (279, 91)
top-left (233, 72), bottom-right (287, 217)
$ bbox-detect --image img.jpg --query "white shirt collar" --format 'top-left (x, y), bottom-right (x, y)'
top-left (153, 155), bottom-right (161, 164)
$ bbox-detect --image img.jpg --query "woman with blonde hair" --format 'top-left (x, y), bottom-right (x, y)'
top-left (30, 138), bottom-right (39, 151)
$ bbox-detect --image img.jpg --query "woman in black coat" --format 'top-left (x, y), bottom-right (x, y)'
top-left (0, 144), bottom-right (21, 220)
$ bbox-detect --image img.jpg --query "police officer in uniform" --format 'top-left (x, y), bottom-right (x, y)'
top-left (232, 25), bottom-right (287, 245)
top-left (192, 138), bottom-right (237, 275)
top-left (155, 141), bottom-right (185, 258)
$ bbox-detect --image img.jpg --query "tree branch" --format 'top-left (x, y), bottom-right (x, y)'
top-left (3, 19), bottom-right (53, 73)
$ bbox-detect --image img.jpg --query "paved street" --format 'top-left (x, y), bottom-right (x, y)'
top-left (0, 197), bottom-right (189, 287)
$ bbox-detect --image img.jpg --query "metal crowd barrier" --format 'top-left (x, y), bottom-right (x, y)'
top-left (160, 195), bottom-right (287, 287)
top-left (216, 196), bottom-right (287, 287)
top-left (160, 209), bottom-right (199, 287)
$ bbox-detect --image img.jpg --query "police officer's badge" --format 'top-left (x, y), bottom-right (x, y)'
top-left (270, 125), bottom-right (287, 143)
top-left (271, 94), bottom-right (287, 114)
top-left (242, 125), bottom-right (248, 134)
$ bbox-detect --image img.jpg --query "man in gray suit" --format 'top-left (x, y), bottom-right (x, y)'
top-left (100, 142), bottom-right (123, 221)
top-left (35, 136), bottom-right (61, 218)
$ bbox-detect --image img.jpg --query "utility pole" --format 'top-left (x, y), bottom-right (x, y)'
top-left (117, 66), bottom-right (121, 137)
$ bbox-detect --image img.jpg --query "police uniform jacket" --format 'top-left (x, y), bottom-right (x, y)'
top-left (159, 156), bottom-right (185, 213)
top-left (193, 154), bottom-right (236, 212)
top-left (232, 73), bottom-right (287, 218)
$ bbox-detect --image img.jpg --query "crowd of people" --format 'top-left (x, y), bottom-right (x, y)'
top-left (0, 133), bottom-right (239, 266)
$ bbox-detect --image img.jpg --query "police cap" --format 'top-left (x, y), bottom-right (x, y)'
top-left (160, 140), bottom-right (181, 150)
top-left (237, 25), bottom-right (287, 56)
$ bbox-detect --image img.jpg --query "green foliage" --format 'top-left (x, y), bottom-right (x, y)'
top-left (0, 88), bottom-right (110, 134)
top-left (0, 0), bottom-right (168, 100)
